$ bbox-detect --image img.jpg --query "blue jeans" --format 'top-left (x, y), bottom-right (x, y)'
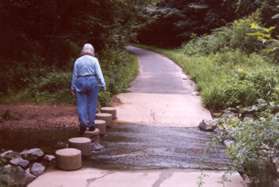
top-left (75, 76), bottom-right (99, 128)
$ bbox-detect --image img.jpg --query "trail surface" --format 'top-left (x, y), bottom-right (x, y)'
top-left (30, 47), bottom-right (244, 187)
top-left (115, 46), bottom-right (211, 127)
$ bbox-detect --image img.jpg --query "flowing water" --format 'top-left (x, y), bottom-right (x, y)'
top-left (89, 123), bottom-right (230, 170)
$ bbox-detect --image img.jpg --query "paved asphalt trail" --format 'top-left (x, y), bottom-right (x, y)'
top-left (30, 47), bottom-right (244, 187)
top-left (116, 46), bottom-right (212, 127)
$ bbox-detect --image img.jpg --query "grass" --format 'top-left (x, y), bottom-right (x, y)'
top-left (139, 14), bottom-right (279, 111)
top-left (139, 46), bottom-right (279, 112)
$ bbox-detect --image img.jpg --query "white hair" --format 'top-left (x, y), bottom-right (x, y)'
top-left (81, 43), bottom-right (95, 55)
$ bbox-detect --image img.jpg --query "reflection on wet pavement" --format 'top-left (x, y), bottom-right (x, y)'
top-left (89, 123), bottom-right (230, 170)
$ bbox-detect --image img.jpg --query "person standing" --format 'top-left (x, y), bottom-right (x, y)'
top-left (71, 43), bottom-right (106, 135)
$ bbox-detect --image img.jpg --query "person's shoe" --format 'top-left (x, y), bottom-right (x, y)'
top-left (88, 126), bottom-right (96, 131)
top-left (79, 126), bottom-right (86, 135)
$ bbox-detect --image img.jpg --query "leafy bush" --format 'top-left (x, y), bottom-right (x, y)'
top-left (227, 117), bottom-right (279, 186)
top-left (183, 13), bottom-right (270, 55)
top-left (98, 49), bottom-right (138, 106)
top-left (23, 72), bottom-right (73, 103)
top-left (101, 50), bottom-right (138, 95)
top-left (2, 49), bottom-right (138, 105)
top-left (34, 72), bottom-right (71, 93)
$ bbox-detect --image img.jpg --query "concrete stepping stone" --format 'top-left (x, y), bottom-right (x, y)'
top-left (84, 129), bottom-right (100, 144)
top-left (96, 113), bottom-right (113, 128)
top-left (68, 137), bottom-right (92, 156)
top-left (95, 119), bottom-right (106, 136)
top-left (101, 107), bottom-right (117, 120)
top-left (55, 148), bottom-right (82, 171)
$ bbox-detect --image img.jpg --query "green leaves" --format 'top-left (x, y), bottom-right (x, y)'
top-left (227, 118), bottom-right (279, 185)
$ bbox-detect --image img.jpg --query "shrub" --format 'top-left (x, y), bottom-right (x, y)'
top-left (101, 49), bottom-right (138, 94)
top-left (26, 72), bottom-right (73, 103)
top-left (183, 13), bottom-right (266, 55)
top-left (227, 118), bottom-right (279, 186)
top-left (34, 72), bottom-right (71, 93)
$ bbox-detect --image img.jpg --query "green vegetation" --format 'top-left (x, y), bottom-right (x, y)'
top-left (226, 117), bottom-right (279, 186)
top-left (0, 0), bottom-right (143, 105)
top-left (146, 12), bottom-right (279, 186)
top-left (151, 14), bottom-right (279, 111)
top-left (0, 50), bottom-right (138, 105)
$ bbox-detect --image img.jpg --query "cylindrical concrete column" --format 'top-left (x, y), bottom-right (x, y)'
top-left (96, 113), bottom-right (113, 128)
top-left (101, 107), bottom-right (117, 120)
top-left (55, 148), bottom-right (82, 171)
top-left (95, 119), bottom-right (106, 136)
top-left (84, 128), bottom-right (100, 144)
top-left (68, 137), bottom-right (92, 156)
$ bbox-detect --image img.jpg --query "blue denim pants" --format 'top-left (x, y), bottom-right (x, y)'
top-left (75, 76), bottom-right (99, 128)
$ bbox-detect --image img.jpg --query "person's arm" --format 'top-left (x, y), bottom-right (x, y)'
top-left (95, 59), bottom-right (106, 90)
top-left (71, 61), bottom-right (78, 94)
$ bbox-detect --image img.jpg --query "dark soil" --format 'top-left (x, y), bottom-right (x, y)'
top-left (0, 104), bottom-right (79, 153)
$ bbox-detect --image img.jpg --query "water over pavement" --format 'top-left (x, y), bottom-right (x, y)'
top-left (90, 124), bottom-right (230, 170)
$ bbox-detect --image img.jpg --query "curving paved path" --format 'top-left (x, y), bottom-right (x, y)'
top-left (115, 46), bottom-right (212, 127)
top-left (29, 47), bottom-right (244, 187)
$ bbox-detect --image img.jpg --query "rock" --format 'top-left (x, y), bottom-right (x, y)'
top-left (221, 110), bottom-right (238, 118)
top-left (256, 98), bottom-right (268, 107)
top-left (0, 164), bottom-right (34, 186)
top-left (198, 120), bottom-right (217, 132)
top-left (226, 107), bottom-right (239, 113)
top-left (20, 148), bottom-right (44, 161)
top-left (43, 154), bottom-right (56, 165)
top-left (30, 162), bottom-right (46, 177)
top-left (192, 91), bottom-right (200, 96)
top-left (25, 169), bottom-right (37, 182)
top-left (0, 150), bottom-right (21, 161)
top-left (272, 113), bottom-right (279, 122)
top-left (270, 103), bottom-right (279, 114)
top-left (239, 106), bottom-right (258, 115)
top-left (243, 117), bottom-right (254, 122)
top-left (55, 148), bottom-right (82, 171)
top-left (9, 157), bottom-right (29, 169)
top-left (212, 112), bottom-right (222, 118)
top-left (223, 139), bottom-right (234, 147)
